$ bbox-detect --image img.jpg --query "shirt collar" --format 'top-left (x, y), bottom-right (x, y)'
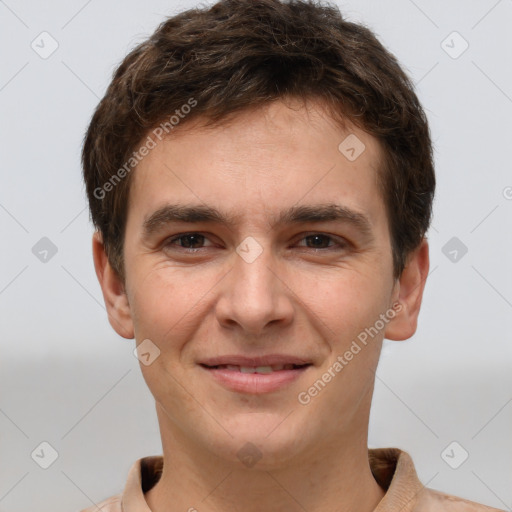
top-left (370, 448), bottom-right (425, 511)
top-left (121, 447), bottom-right (425, 512)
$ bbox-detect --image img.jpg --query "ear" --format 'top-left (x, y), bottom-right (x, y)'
top-left (384, 238), bottom-right (429, 341)
top-left (92, 230), bottom-right (134, 339)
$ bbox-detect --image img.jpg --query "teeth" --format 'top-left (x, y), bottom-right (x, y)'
top-left (214, 364), bottom-right (301, 373)
top-left (241, 366), bottom-right (273, 374)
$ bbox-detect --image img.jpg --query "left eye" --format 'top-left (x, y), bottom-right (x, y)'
top-left (297, 234), bottom-right (341, 249)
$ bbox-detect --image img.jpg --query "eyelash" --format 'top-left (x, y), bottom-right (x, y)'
top-left (163, 232), bottom-right (349, 253)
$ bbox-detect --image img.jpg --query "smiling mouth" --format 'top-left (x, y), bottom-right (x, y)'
top-left (200, 363), bottom-right (311, 373)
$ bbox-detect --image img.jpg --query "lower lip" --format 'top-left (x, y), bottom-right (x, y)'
top-left (199, 365), bottom-right (311, 394)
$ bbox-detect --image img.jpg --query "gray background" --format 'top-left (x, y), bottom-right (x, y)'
top-left (1, 0), bottom-right (511, 510)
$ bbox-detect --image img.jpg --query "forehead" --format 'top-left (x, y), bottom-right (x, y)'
top-left (126, 98), bottom-right (387, 234)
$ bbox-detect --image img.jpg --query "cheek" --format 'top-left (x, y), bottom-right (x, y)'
top-left (301, 266), bottom-right (387, 336)
top-left (128, 265), bottom-right (212, 345)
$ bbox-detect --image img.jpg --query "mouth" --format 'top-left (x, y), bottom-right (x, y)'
top-left (198, 362), bottom-right (313, 394)
top-left (200, 363), bottom-right (311, 373)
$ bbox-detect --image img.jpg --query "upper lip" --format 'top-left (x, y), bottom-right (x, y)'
top-left (200, 354), bottom-right (313, 367)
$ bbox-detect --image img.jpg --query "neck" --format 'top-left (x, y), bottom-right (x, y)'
top-left (145, 405), bottom-right (385, 512)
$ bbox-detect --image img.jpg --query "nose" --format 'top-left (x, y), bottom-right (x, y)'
top-left (215, 242), bottom-right (294, 336)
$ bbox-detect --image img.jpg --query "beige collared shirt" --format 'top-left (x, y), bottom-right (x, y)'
top-left (81, 447), bottom-right (504, 511)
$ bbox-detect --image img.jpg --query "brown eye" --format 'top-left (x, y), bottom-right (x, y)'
top-left (303, 234), bottom-right (332, 248)
top-left (165, 233), bottom-right (212, 251)
top-left (176, 234), bottom-right (205, 249)
top-left (296, 233), bottom-right (348, 250)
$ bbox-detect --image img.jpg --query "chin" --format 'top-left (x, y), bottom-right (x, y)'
top-left (210, 414), bottom-right (308, 468)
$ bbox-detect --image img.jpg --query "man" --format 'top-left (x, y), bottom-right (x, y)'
top-left (81, 0), bottom-right (502, 510)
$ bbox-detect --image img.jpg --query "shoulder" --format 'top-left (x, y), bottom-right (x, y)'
top-left (79, 493), bottom-right (122, 512)
top-left (416, 487), bottom-right (505, 511)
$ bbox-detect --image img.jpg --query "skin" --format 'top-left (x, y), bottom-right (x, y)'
top-left (93, 97), bottom-right (429, 512)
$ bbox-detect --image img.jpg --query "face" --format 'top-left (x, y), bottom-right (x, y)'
top-left (95, 97), bottom-right (428, 467)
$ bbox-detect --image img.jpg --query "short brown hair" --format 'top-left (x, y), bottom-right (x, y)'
top-left (82, 0), bottom-right (435, 283)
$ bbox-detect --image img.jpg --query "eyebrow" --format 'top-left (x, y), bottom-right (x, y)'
top-left (142, 203), bottom-right (374, 240)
